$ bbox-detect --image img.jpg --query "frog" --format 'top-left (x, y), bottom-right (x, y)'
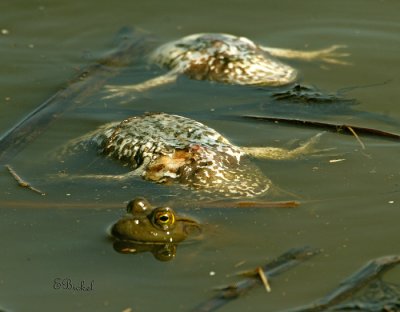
top-left (104, 32), bottom-right (349, 100)
top-left (66, 112), bottom-right (325, 199)
top-left (110, 197), bottom-right (202, 261)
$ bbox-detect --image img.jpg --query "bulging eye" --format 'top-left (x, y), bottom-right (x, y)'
top-left (127, 197), bottom-right (151, 214)
top-left (152, 207), bottom-right (176, 230)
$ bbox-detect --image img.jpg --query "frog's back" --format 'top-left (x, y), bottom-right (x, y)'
top-left (149, 33), bottom-right (297, 86)
top-left (72, 113), bottom-right (272, 198)
top-left (89, 113), bottom-right (241, 165)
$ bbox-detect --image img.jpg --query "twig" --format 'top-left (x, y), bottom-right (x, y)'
top-left (257, 266), bottom-right (272, 293)
top-left (198, 200), bottom-right (300, 209)
top-left (243, 115), bottom-right (400, 141)
top-left (5, 164), bottom-right (45, 195)
top-left (191, 246), bottom-right (320, 312)
top-left (346, 126), bottom-right (366, 150)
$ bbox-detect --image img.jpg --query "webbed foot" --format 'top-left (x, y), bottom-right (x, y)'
top-left (103, 85), bottom-right (139, 103)
top-left (103, 71), bottom-right (178, 103)
top-left (242, 132), bottom-right (335, 160)
top-left (293, 132), bottom-right (336, 157)
top-left (309, 45), bottom-right (351, 65)
top-left (261, 44), bottom-right (351, 65)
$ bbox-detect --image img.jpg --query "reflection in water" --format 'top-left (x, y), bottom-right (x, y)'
top-left (113, 240), bottom-right (178, 262)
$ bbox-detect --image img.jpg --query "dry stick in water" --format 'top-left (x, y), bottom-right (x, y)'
top-left (199, 200), bottom-right (300, 209)
top-left (191, 246), bottom-right (320, 312)
top-left (5, 164), bottom-right (45, 195)
top-left (243, 115), bottom-right (400, 141)
top-left (257, 266), bottom-right (272, 293)
top-left (285, 255), bottom-right (400, 312)
top-left (346, 126), bottom-right (366, 150)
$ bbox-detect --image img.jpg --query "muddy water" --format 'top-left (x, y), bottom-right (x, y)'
top-left (0, 0), bottom-right (399, 311)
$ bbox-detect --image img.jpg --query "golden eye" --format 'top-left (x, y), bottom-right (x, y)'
top-left (152, 207), bottom-right (176, 230)
top-left (158, 213), bottom-right (170, 223)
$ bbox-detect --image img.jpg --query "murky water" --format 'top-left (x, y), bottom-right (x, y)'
top-left (1, 0), bottom-right (399, 311)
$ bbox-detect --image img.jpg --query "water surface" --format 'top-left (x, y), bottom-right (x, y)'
top-left (1, 1), bottom-right (400, 311)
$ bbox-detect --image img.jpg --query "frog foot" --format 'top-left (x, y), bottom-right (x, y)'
top-left (53, 170), bottom-right (141, 181)
top-left (103, 71), bottom-right (179, 103)
top-left (103, 85), bottom-right (139, 103)
top-left (242, 132), bottom-right (334, 160)
top-left (294, 132), bottom-right (336, 157)
top-left (310, 45), bottom-right (351, 65)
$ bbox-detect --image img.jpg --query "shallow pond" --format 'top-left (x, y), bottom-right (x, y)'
top-left (0, 0), bottom-right (399, 311)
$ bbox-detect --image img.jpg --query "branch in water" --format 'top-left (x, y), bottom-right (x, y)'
top-left (285, 255), bottom-right (400, 312)
top-left (5, 164), bottom-right (45, 195)
top-left (191, 246), bottom-right (320, 312)
top-left (243, 115), bottom-right (400, 141)
top-left (198, 200), bottom-right (300, 209)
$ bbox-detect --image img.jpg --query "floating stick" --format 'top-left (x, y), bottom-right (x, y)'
top-left (5, 164), bottom-right (45, 195)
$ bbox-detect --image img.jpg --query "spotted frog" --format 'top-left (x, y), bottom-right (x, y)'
top-left (105, 33), bottom-right (349, 100)
top-left (68, 112), bottom-right (322, 199)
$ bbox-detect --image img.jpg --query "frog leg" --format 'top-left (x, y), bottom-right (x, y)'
top-left (57, 157), bottom-right (151, 181)
top-left (55, 170), bottom-right (142, 181)
top-left (260, 45), bottom-right (350, 65)
top-left (103, 68), bottom-right (180, 102)
top-left (241, 132), bottom-right (332, 160)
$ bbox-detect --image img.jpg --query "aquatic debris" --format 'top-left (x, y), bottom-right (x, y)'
top-left (257, 266), bottom-right (271, 293)
top-left (192, 250), bottom-right (400, 312)
top-left (329, 158), bottom-right (346, 163)
top-left (5, 164), bottom-right (45, 195)
top-left (346, 126), bottom-right (366, 150)
top-left (191, 246), bottom-right (320, 312)
top-left (285, 255), bottom-right (400, 312)
top-left (198, 200), bottom-right (299, 208)
top-left (243, 115), bottom-right (400, 141)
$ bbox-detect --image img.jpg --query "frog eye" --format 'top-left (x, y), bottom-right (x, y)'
top-left (152, 207), bottom-right (176, 230)
top-left (127, 197), bottom-right (151, 214)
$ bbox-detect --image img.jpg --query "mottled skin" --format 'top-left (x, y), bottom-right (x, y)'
top-left (105, 33), bottom-right (349, 99)
top-left (149, 33), bottom-right (297, 86)
top-left (69, 112), bottom-right (322, 199)
top-left (111, 197), bottom-right (201, 244)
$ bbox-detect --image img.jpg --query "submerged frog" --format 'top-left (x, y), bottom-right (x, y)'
top-left (105, 33), bottom-right (349, 99)
top-left (68, 112), bottom-right (322, 199)
top-left (110, 197), bottom-right (202, 261)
